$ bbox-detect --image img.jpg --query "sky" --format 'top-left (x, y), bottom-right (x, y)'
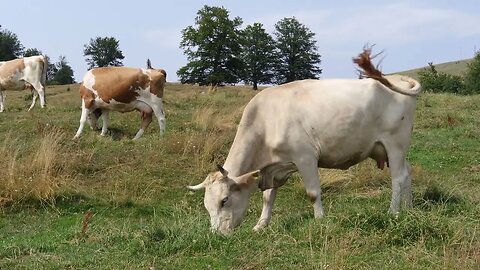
top-left (3, 0), bottom-right (480, 82)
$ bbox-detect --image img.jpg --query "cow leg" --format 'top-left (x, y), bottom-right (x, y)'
top-left (253, 188), bottom-right (278, 231)
top-left (30, 82), bottom-right (46, 109)
top-left (28, 86), bottom-right (38, 111)
top-left (297, 158), bottom-right (324, 218)
top-left (385, 147), bottom-right (411, 214)
top-left (133, 102), bottom-right (153, 140)
top-left (0, 90), bottom-right (4, 112)
top-left (151, 105), bottom-right (166, 135)
top-left (100, 110), bottom-right (110, 136)
top-left (73, 101), bottom-right (89, 139)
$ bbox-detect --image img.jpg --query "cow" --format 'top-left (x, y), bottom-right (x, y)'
top-left (188, 48), bottom-right (422, 234)
top-left (73, 60), bottom-right (167, 140)
top-left (0, 55), bottom-right (48, 112)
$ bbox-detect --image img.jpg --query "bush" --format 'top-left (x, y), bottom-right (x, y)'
top-left (418, 63), bottom-right (466, 94)
top-left (464, 52), bottom-right (480, 94)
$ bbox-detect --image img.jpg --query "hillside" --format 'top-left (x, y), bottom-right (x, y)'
top-left (395, 58), bottom-right (472, 79)
top-left (0, 83), bottom-right (479, 269)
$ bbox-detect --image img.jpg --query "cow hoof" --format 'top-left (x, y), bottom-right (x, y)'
top-left (253, 221), bottom-right (268, 232)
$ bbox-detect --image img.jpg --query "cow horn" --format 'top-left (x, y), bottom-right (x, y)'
top-left (217, 164), bottom-right (229, 177)
top-left (187, 182), bottom-right (206, 190)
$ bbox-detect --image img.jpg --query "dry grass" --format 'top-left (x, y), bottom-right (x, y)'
top-left (0, 128), bottom-right (75, 204)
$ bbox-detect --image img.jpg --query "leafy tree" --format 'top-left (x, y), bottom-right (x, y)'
top-left (53, 56), bottom-right (75, 85)
top-left (24, 48), bottom-right (42, 57)
top-left (273, 17), bottom-right (322, 84)
top-left (464, 52), bottom-right (480, 94)
top-left (240, 23), bottom-right (277, 90)
top-left (177, 5), bottom-right (243, 86)
top-left (0, 25), bottom-right (24, 60)
top-left (83, 36), bottom-right (124, 69)
top-left (418, 62), bottom-right (465, 94)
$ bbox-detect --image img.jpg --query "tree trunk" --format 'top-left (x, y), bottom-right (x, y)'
top-left (253, 81), bottom-right (258, 90)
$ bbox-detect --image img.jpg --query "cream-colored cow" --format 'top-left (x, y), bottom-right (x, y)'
top-left (73, 60), bottom-right (166, 140)
top-left (188, 49), bottom-right (422, 234)
top-left (0, 55), bottom-right (48, 112)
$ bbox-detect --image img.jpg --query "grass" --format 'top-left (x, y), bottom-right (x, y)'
top-left (0, 83), bottom-right (479, 269)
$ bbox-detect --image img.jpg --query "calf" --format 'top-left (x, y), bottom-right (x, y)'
top-left (73, 60), bottom-right (166, 140)
top-left (0, 55), bottom-right (48, 112)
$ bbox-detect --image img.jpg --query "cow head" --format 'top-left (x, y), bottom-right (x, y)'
top-left (188, 165), bottom-right (260, 234)
top-left (188, 162), bottom-right (296, 234)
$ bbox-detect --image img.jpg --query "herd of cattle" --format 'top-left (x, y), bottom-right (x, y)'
top-left (0, 48), bottom-right (422, 234)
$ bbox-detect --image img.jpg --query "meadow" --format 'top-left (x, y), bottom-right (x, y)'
top-left (0, 82), bottom-right (479, 269)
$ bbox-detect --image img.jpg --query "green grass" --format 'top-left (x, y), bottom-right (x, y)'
top-left (0, 84), bottom-right (479, 269)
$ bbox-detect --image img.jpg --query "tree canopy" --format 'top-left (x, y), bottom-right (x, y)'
top-left (83, 36), bottom-right (125, 69)
top-left (24, 48), bottom-right (43, 57)
top-left (273, 17), bottom-right (322, 84)
top-left (177, 5), bottom-right (244, 86)
top-left (240, 23), bottom-right (277, 90)
top-left (0, 25), bottom-right (24, 61)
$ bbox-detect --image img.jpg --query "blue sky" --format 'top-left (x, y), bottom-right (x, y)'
top-left (3, 0), bottom-right (480, 82)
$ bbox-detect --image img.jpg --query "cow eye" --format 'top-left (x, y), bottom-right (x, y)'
top-left (221, 197), bottom-right (229, 207)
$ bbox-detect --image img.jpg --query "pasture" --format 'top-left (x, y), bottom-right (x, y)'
top-left (0, 83), bottom-right (479, 269)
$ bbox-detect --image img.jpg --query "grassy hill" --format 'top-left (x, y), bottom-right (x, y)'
top-left (395, 58), bottom-right (472, 80)
top-left (0, 83), bottom-right (479, 269)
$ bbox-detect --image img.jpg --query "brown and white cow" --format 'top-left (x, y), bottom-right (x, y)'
top-left (0, 55), bottom-right (48, 112)
top-left (188, 48), bottom-right (422, 234)
top-left (73, 60), bottom-right (166, 140)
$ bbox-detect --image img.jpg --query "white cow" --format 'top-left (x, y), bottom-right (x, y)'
top-left (0, 55), bottom-right (48, 112)
top-left (74, 60), bottom-right (166, 140)
top-left (188, 49), bottom-right (422, 234)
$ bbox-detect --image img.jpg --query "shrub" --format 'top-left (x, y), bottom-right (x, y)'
top-left (418, 63), bottom-right (466, 94)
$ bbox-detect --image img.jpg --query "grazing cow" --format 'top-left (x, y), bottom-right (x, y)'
top-left (0, 55), bottom-right (48, 112)
top-left (188, 48), bottom-right (422, 234)
top-left (73, 60), bottom-right (166, 140)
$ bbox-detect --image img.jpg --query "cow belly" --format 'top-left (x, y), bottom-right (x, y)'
top-left (94, 98), bottom-right (138, 112)
top-left (318, 151), bottom-right (368, 170)
top-left (0, 78), bottom-right (26, 90)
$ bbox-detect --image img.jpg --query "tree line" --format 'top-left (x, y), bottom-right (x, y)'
top-left (177, 5), bottom-right (322, 89)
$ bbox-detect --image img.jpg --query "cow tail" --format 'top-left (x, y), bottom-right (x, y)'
top-left (41, 55), bottom-right (48, 86)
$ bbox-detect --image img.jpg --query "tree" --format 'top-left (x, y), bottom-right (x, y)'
top-left (0, 25), bottom-right (24, 61)
top-left (177, 5), bottom-right (243, 86)
top-left (53, 56), bottom-right (75, 85)
top-left (464, 52), bottom-right (480, 94)
top-left (273, 17), bottom-right (322, 84)
top-left (240, 23), bottom-right (277, 90)
top-left (24, 48), bottom-right (42, 57)
top-left (83, 36), bottom-right (124, 69)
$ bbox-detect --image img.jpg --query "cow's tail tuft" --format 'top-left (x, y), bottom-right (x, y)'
top-left (353, 45), bottom-right (422, 96)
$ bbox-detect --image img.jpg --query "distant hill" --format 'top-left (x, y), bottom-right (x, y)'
top-left (394, 59), bottom-right (472, 80)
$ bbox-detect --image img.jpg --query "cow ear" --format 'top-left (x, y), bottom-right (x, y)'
top-left (217, 164), bottom-right (229, 177)
top-left (147, 59), bottom-right (152, 69)
top-left (257, 162), bottom-right (297, 191)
